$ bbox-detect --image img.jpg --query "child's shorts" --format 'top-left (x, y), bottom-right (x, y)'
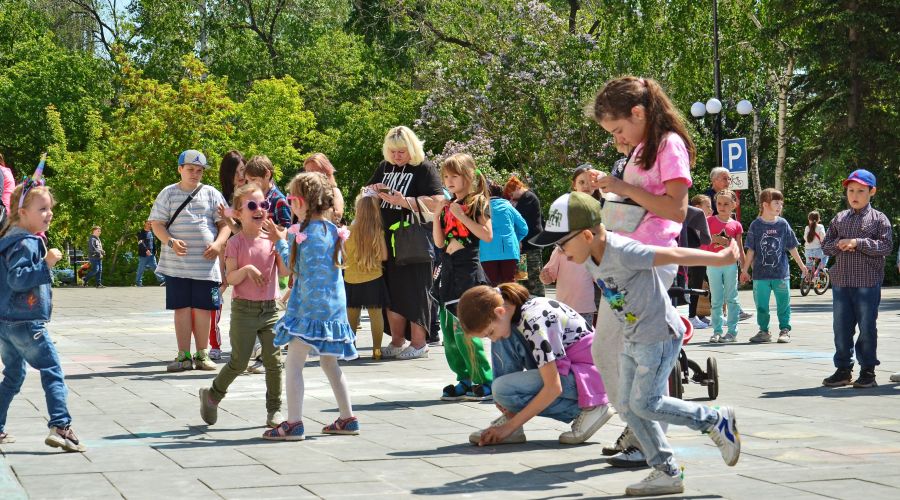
top-left (165, 276), bottom-right (221, 310)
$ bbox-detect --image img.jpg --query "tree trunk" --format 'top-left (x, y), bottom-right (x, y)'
top-left (568, 0), bottom-right (579, 34)
top-left (847, 0), bottom-right (861, 131)
top-left (749, 107), bottom-right (762, 201)
top-left (774, 56), bottom-right (794, 192)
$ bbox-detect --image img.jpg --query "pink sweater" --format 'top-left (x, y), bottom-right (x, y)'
top-left (541, 247), bottom-right (597, 313)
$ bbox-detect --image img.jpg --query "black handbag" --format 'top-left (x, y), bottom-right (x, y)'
top-left (391, 197), bottom-right (434, 266)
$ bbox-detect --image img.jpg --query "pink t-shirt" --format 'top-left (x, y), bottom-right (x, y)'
top-left (618, 132), bottom-right (693, 247)
top-left (542, 248), bottom-right (597, 314)
top-left (702, 215), bottom-right (743, 253)
top-left (224, 232), bottom-right (279, 301)
top-left (0, 165), bottom-right (14, 210)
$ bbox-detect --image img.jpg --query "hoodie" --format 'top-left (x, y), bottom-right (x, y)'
top-left (480, 197), bottom-right (528, 263)
top-left (0, 227), bottom-right (53, 323)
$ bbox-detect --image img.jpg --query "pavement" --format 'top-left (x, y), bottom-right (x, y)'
top-left (1, 285), bottom-right (899, 499)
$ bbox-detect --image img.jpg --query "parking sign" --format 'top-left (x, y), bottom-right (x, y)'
top-left (721, 138), bottom-right (748, 190)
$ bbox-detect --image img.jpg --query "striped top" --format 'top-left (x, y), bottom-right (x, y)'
top-left (149, 183), bottom-right (227, 281)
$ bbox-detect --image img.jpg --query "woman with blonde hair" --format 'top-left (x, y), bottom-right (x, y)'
top-left (366, 126), bottom-right (444, 359)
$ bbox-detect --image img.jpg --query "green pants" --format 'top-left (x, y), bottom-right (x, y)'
top-left (211, 299), bottom-right (283, 412)
top-left (440, 307), bottom-right (493, 385)
top-left (752, 279), bottom-right (791, 332)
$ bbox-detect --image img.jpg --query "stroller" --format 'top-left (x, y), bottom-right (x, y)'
top-left (667, 286), bottom-right (720, 400)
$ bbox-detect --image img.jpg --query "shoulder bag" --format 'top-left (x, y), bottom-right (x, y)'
top-left (390, 197), bottom-right (434, 266)
top-left (165, 184), bottom-right (204, 230)
top-left (600, 152), bottom-right (647, 233)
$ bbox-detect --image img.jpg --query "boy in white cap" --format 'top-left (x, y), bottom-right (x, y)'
top-left (150, 150), bottom-right (230, 372)
top-left (530, 192), bottom-right (742, 497)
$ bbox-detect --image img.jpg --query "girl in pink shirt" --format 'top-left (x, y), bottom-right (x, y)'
top-left (702, 190), bottom-right (746, 342)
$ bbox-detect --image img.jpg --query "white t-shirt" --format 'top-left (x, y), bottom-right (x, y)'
top-left (803, 224), bottom-right (826, 250)
top-left (516, 297), bottom-right (592, 367)
top-left (149, 183), bottom-right (226, 281)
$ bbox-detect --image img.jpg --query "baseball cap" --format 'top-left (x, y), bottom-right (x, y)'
top-left (529, 192), bottom-right (603, 247)
top-left (842, 169), bottom-right (876, 188)
top-left (178, 150), bottom-right (209, 169)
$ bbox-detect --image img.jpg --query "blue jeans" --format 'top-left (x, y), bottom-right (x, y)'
top-left (707, 264), bottom-right (739, 335)
top-left (491, 330), bottom-right (580, 423)
top-left (135, 255), bottom-right (165, 286)
top-left (619, 338), bottom-right (719, 472)
top-left (0, 322), bottom-right (72, 432)
top-left (83, 258), bottom-right (102, 285)
top-left (832, 286), bottom-right (881, 369)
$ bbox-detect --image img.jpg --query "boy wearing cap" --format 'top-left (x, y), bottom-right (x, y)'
top-left (822, 169), bottom-right (892, 388)
top-left (150, 150), bottom-right (230, 372)
top-left (531, 192), bottom-right (742, 496)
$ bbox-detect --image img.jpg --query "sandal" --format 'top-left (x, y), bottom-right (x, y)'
top-left (465, 384), bottom-right (493, 401)
top-left (441, 380), bottom-right (472, 401)
top-left (262, 421), bottom-right (305, 441)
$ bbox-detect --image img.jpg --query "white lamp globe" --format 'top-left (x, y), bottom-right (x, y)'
top-left (737, 99), bottom-right (753, 115)
top-left (690, 102), bottom-right (707, 118)
top-left (705, 98), bottom-right (723, 114)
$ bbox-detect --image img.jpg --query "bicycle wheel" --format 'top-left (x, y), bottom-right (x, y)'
top-left (814, 269), bottom-right (831, 295)
top-left (800, 275), bottom-right (811, 296)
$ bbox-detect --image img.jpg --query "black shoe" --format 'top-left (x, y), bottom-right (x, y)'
top-left (853, 368), bottom-right (877, 388)
top-left (823, 367), bottom-right (853, 387)
top-left (96, 284), bottom-right (105, 289)
top-left (608, 446), bottom-right (648, 468)
top-left (602, 427), bottom-right (631, 456)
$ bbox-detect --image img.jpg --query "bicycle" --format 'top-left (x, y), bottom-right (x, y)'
top-left (800, 257), bottom-right (830, 296)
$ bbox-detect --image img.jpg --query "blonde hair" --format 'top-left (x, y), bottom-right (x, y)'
top-left (458, 283), bottom-right (531, 335)
top-left (231, 183), bottom-right (265, 211)
top-left (285, 172), bottom-right (344, 273)
top-left (1, 184), bottom-right (54, 237)
top-left (440, 153), bottom-right (490, 219)
top-left (758, 188), bottom-right (784, 215)
top-left (715, 189), bottom-right (737, 203)
top-left (690, 194), bottom-right (711, 207)
top-left (348, 194), bottom-right (386, 273)
top-left (382, 126), bottom-right (425, 166)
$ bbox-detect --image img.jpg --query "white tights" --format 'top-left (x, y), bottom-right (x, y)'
top-left (285, 340), bottom-right (353, 423)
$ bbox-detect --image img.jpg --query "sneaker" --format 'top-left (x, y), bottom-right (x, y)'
top-left (608, 446), bottom-right (648, 468)
top-left (559, 404), bottom-right (614, 444)
top-left (891, 372), bottom-right (900, 383)
top-left (464, 384), bottom-right (493, 402)
top-left (396, 344), bottom-right (429, 360)
top-left (193, 349), bottom-right (217, 370)
top-left (699, 316), bottom-right (710, 324)
top-left (709, 333), bottom-right (721, 343)
top-left (45, 426), bottom-right (86, 452)
top-left (0, 432), bottom-right (15, 444)
top-left (720, 333), bottom-right (737, 343)
top-left (246, 360), bottom-right (265, 374)
top-left (199, 388), bottom-right (218, 425)
top-left (209, 348), bottom-right (222, 360)
top-left (262, 421), bottom-right (304, 441)
top-left (738, 311), bottom-right (753, 322)
top-left (381, 341), bottom-right (409, 359)
top-left (689, 317), bottom-right (709, 330)
top-left (823, 367), bottom-right (853, 387)
top-left (602, 427), bottom-right (634, 456)
top-left (441, 381), bottom-right (472, 402)
top-left (159, 281), bottom-right (166, 286)
top-left (96, 284), bottom-right (105, 289)
top-left (469, 415), bottom-right (526, 445)
top-left (707, 406), bottom-right (740, 466)
top-left (625, 468), bottom-right (684, 496)
top-left (266, 411), bottom-right (284, 428)
top-left (166, 351), bottom-right (193, 372)
top-left (777, 329), bottom-right (791, 343)
top-left (323, 416), bottom-right (360, 435)
top-left (748, 330), bottom-right (772, 343)
top-left (853, 368), bottom-right (877, 388)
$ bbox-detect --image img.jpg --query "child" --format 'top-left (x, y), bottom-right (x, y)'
top-left (243, 155), bottom-right (292, 229)
top-left (687, 195), bottom-right (712, 328)
top-left (0, 180), bottom-right (86, 452)
top-left (821, 170), bottom-right (893, 388)
top-left (531, 191), bottom-right (740, 496)
top-left (703, 189), bottom-right (746, 343)
top-left (433, 153), bottom-right (494, 400)
top-left (458, 282), bottom-right (612, 446)
top-left (803, 210), bottom-right (828, 273)
top-left (82, 225), bottom-right (105, 288)
top-left (149, 150), bottom-right (230, 372)
top-left (740, 188), bottom-right (807, 344)
top-left (263, 172), bottom-right (358, 440)
top-left (344, 192), bottom-right (390, 359)
top-left (199, 184), bottom-right (288, 428)
top-left (572, 164), bottom-right (602, 200)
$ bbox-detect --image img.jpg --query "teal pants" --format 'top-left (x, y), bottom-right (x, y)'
top-left (439, 307), bottom-right (493, 385)
top-left (752, 279), bottom-right (791, 332)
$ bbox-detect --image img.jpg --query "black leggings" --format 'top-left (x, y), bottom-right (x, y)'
top-left (688, 266), bottom-right (707, 318)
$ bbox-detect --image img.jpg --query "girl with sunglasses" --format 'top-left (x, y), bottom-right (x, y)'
top-left (199, 183), bottom-right (289, 430)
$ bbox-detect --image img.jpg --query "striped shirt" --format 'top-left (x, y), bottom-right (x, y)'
top-left (822, 204), bottom-right (893, 288)
top-left (149, 183), bottom-right (227, 281)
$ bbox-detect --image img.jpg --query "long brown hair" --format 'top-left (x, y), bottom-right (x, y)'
top-left (440, 153), bottom-right (490, 219)
top-left (285, 172), bottom-right (343, 275)
top-left (458, 283), bottom-right (531, 335)
top-left (348, 194), bottom-right (385, 273)
top-left (586, 76), bottom-right (696, 171)
top-left (1, 184), bottom-right (54, 237)
top-left (758, 188), bottom-right (784, 215)
top-left (806, 210), bottom-right (820, 243)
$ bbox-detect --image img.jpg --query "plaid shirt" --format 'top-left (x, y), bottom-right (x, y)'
top-left (822, 204), bottom-right (893, 288)
top-left (265, 186), bottom-right (293, 228)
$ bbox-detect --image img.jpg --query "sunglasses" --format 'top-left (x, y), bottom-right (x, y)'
top-left (554, 231), bottom-right (581, 252)
top-left (242, 200), bottom-right (272, 211)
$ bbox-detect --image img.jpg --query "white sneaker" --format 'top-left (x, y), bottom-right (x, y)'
top-left (708, 406), bottom-right (740, 466)
top-left (608, 446), bottom-right (648, 468)
top-left (625, 468), bottom-right (684, 496)
top-left (246, 360), bottom-right (265, 374)
top-left (381, 341), bottom-right (410, 359)
top-left (709, 333), bottom-right (721, 343)
top-left (468, 415), bottom-right (526, 445)
top-left (559, 404), bottom-right (614, 444)
top-left (720, 333), bottom-right (737, 343)
top-left (891, 372), bottom-right (900, 383)
top-left (209, 348), bottom-right (222, 360)
top-left (396, 344), bottom-right (429, 360)
top-left (689, 317), bottom-right (709, 330)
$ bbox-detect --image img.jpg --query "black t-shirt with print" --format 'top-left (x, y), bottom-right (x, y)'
top-left (367, 160), bottom-right (442, 230)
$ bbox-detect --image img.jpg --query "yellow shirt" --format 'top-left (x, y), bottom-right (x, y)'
top-left (343, 236), bottom-right (383, 284)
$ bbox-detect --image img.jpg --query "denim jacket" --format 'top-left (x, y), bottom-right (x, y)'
top-left (0, 227), bottom-right (53, 323)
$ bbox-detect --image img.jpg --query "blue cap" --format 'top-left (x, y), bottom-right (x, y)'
top-left (842, 169), bottom-right (876, 188)
top-left (178, 150), bottom-right (208, 169)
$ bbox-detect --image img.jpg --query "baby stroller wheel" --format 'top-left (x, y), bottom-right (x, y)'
top-left (707, 357), bottom-right (719, 400)
top-left (668, 365), bottom-right (683, 400)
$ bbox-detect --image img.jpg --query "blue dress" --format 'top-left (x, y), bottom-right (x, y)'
top-left (274, 220), bottom-right (357, 360)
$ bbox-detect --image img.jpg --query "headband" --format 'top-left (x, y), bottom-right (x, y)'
top-left (19, 153), bottom-right (46, 208)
